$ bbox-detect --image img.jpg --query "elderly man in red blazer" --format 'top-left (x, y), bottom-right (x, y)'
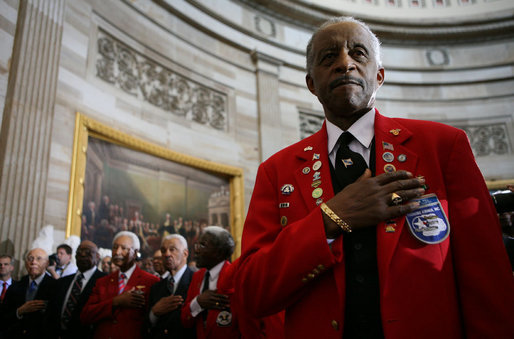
top-left (181, 226), bottom-right (241, 338)
top-left (81, 231), bottom-right (159, 338)
top-left (236, 16), bottom-right (514, 339)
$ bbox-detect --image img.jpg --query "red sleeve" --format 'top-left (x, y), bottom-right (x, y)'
top-left (236, 161), bottom-right (341, 317)
top-left (180, 271), bottom-right (201, 329)
top-left (444, 130), bottom-right (514, 337)
top-left (80, 277), bottom-right (115, 324)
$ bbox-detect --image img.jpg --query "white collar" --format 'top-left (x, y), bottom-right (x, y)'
top-left (326, 108), bottom-right (375, 155)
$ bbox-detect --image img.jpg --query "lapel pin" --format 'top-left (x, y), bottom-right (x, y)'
top-left (313, 172), bottom-right (321, 180)
top-left (281, 184), bottom-right (294, 195)
top-left (384, 164), bottom-right (396, 173)
top-left (382, 141), bottom-right (394, 151)
top-left (397, 154), bottom-right (407, 162)
top-left (342, 158), bottom-right (353, 168)
top-left (279, 202), bottom-right (290, 208)
top-left (312, 153), bottom-right (320, 160)
top-left (311, 180), bottom-right (322, 188)
top-left (316, 198), bottom-right (323, 206)
top-left (312, 160), bottom-right (322, 171)
top-left (302, 167), bottom-right (311, 174)
top-left (382, 152), bottom-right (394, 163)
top-left (280, 216), bottom-right (288, 226)
top-left (304, 146), bottom-right (313, 151)
top-left (312, 188), bottom-right (323, 199)
top-left (390, 129), bottom-right (401, 136)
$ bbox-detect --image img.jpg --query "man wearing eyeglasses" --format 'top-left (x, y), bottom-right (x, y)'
top-left (81, 231), bottom-right (159, 338)
top-left (181, 226), bottom-right (240, 339)
top-left (1, 248), bottom-right (57, 338)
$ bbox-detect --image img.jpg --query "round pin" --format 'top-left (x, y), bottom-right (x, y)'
top-left (280, 216), bottom-right (288, 226)
top-left (384, 164), bottom-right (396, 173)
top-left (382, 152), bottom-right (394, 163)
top-left (312, 187), bottom-right (323, 199)
top-left (302, 167), bottom-right (311, 174)
top-left (312, 160), bottom-right (322, 171)
top-left (398, 154), bottom-right (407, 162)
top-left (316, 198), bottom-right (323, 206)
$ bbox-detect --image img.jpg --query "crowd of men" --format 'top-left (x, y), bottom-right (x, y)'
top-left (0, 227), bottom-right (257, 339)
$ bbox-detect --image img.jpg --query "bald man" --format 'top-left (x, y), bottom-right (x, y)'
top-left (51, 240), bottom-right (107, 339)
top-left (1, 248), bottom-right (57, 338)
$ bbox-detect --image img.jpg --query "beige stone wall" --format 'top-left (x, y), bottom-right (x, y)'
top-left (0, 0), bottom-right (19, 124)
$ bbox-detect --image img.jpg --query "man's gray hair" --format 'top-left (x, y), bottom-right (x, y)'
top-left (203, 226), bottom-right (235, 259)
top-left (113, 231), bottom-right (140, 251)
top-left (306, 16), bottom-right (382, 76)
top-left (162, 233), bottom-right (188, 250)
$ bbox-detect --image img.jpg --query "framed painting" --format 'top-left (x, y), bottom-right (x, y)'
top-left (66, 112), bottom-right (245, 259)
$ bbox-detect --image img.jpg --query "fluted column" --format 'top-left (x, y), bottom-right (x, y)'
top-left (0, 0), bottom-right (65, 267)
top-left (251, 51), bottom-right (283, 162)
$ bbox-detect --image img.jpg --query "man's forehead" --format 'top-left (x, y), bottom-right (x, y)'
top-left (163, 238), bottom-right (181, 247)
top-left (315, 22), bottom-right (370, 48)
top-left (114, 235), bottom-right (133, 245)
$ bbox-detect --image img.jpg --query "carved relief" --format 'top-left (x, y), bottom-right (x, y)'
top-left (299, 111), bottom-right (324, 139)
top-left (461, 124), bottom-right (510, 156)
top-left (95, 31), bottom-right (228, 131)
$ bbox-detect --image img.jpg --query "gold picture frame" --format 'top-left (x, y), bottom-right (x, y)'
top-left (66, 112), bottom-right (245, 258)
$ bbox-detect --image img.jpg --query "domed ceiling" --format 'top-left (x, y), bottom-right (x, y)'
top-left (237, 0), bottom-right (514, 44)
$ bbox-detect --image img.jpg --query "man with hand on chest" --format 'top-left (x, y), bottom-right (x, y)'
top-left (236, 16), bottom-right (514, 339)
top-left (51, 240), bottom-right (106, 338)
top-left (181, 226), bottom-right (240, 339)
top-left (81, 231), bottom-right (159, 338)
top-left (148, 234), bottom-right (195, 338)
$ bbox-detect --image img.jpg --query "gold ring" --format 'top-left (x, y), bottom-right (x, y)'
top-left (391, 192), bottom-right (402, 205)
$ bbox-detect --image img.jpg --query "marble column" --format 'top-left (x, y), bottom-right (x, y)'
top-left (251, 50), bottom-right (283, 162)
top-left (0, 0), bottom-right (65, 268)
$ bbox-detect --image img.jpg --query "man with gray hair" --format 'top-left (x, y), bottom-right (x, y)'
top-left (238, 15), bottom-right (514, 338)
top-left (81, 231), bottom-right (159, 338)
top-left (147, 234), bottom-right (195, 338)
top-left (1, 248), bottom-right (57, 337)
top-left (181, 226), bottom-right (240, 338)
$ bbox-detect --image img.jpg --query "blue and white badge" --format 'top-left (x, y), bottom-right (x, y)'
top-left (405, 193), bottom-right (450, 244)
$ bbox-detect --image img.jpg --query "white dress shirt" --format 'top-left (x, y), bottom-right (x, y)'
top-left (189, 261), bottom-right (224, 317)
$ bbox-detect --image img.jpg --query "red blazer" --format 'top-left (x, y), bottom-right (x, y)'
top-left (80, 265), bottom-right (159, 339)
top-left (237, 111), bottom-right (514, 339)
top-left (181, 261), bottom-right (241, 339)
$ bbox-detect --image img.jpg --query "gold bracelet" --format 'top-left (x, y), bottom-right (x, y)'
top-left (320, 203), bottom-right (352, 233)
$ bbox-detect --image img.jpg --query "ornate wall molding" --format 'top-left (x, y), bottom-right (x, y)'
top-left (459, 123), bottom-right (511, 156)
top-left (299, 111), bottom-right (324, 139)
top-left (95, 30), bottom-right (228, 131)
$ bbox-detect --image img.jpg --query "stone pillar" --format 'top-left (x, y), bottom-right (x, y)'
top-left (251, 50), bottom-right (283, 162)
top-left (0, 0), bottom-right (65, 268)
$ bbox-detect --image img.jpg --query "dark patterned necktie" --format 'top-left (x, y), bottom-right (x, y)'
top-left (167, 276), bottom-right (175, 294)
top-left (335, 132), bottom-right (368, 189)
top-left (62, 273), bottom-right (83, 328)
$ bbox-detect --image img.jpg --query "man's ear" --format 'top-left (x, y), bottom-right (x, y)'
top-left (376, 67), bottom-right (385, 87)
top-left (306, 74), bottom-right (317, 96)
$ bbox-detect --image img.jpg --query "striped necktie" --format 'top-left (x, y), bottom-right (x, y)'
top-left (118, 273), bottom-right (127, 294)
top-left (62, 273), bottom-right (83, 328)
top-left (0, 281), bottom-right (7, 302)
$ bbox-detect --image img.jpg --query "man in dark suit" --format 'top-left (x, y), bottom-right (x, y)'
top-left (51, 240), bottom-right (106, 338)
top-left (81, 231), bottom-right (159, 339)
top-left (1, 248), bottom-right (57, 338)
top-left (148, 234), bottom-right (195, 338)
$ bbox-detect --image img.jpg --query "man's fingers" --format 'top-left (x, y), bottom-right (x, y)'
top-left (375, 170), bottom-right (413, 185)
top-left (356, 168), bottom-right (372, 182)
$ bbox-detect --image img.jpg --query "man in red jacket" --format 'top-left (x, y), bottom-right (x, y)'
top-left (181, 226), bottom-right (240, 338)
top-left (81, 231), bottom-right (159, 338)
top-left (237, 16), bottom-right (514, 339)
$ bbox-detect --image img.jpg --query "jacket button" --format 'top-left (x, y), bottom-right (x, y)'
top-left (331, 320), bottom-right (339, 330)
